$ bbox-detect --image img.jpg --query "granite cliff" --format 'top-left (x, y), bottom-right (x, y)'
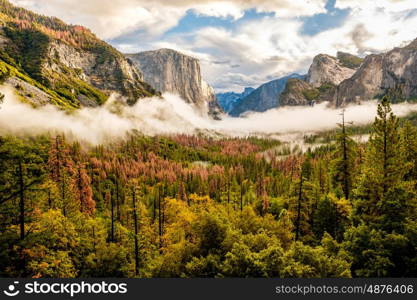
top-left (0, 0), bottom-right (156, 108)
top-left (285, 40), bottom-right (417, 108)
top-left (126, 49), bottom-right (222, 118)
top-left (306, 52), bottom-right (361, 88)
top-left (334, 39), bottom-right (417, 106)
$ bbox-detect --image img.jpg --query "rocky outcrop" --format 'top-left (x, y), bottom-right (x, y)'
top-left (216, 87), bottom-right (254, 113)
top-left (126, 49), bottom-right (223, 118)
top-left (333, 54), bottom-right (384, 106)
top-left (280, 78), bottom-right (320, 106)
top-left (230, 74), bottom-right (303, 116)
top-left (380, 41), bottom-right (417, 100)
top-left (333, 38), bottom-right (417, 106)
top-left (306, 53), bottom-right (359, 88)
top-left (5, 76), bottom-right (55, 106)
top-left (44, 41), bottom-right (156, 104)
top-left (0, 0), bottom-right (157, 108)
top-left (281, 40), bottom-right (417, 108)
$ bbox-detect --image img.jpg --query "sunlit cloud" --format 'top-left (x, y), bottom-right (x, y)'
top-left (9, 0), bottom-right (417, 92)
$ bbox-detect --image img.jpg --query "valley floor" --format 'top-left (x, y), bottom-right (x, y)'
top-left (0, 99), bottom-right (416, 278)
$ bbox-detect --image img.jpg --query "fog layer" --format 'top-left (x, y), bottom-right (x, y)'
top-left (1, 86), bottom-right (417, 144)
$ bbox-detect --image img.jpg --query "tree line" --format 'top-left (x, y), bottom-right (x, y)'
top-left (0, 97), bottom-right (416, 277)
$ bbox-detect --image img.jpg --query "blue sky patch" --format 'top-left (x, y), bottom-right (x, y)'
top-left (300, 0), bottom-right (350, 36)
top-left (164, 8), bottom-right (275, 37)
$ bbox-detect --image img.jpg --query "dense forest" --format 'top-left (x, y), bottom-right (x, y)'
top-left (0, 97), bottom-right (416, 278)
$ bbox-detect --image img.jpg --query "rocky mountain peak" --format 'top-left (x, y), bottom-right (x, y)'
top-left (306, 53), bottom-right (359, 88)
top-left (404, 37), bottom-right (417, 50)
top-left (126, 49), bottom-right (222, 118)
top-left (334, 38), bottom-right (417, 106)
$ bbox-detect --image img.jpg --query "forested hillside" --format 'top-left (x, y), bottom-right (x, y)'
top-left (0, 0), bottom-right (156, 108)
top-left (1, 97), bottom-right (416, 278)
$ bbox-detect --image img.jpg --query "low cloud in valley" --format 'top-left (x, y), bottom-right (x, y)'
top-left (2, 86), bottom-right (417, 145)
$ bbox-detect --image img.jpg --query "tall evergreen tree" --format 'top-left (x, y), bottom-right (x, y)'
top-left (353, 96), bottom-right (409, 227)
top-left (292, 158), bottom-right (313, 241)
top-left (0, 136), bottom-right (47, 239)
top-left (401, 121), bottom-right (417, 182)
top-left (130, 183), bottom-right (140, 276)
top-left (331, 109), bottom-right (356, 200)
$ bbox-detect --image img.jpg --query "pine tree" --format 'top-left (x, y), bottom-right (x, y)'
top-left (177, 181), bottom-right (187, 202)
top-left (401, 121), bottom-right (417, 181)
top-left (353, 96), bottom-right (412, 229)
top-left (276, 209), bottom-right (295, 248)
top-left (331, 109), bottom-right (356, 200)
top-left (0, 137), bottom-right (47, 239)
top-left (293, 159), bottom-right (313, 241)
top-left (105, 189), bottom-right (115, 242)
top-left (130, 184), bottom-right (140, 277)
top-left (313, 195), bottom-right (337, 239)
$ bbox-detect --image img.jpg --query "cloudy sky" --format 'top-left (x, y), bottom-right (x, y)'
top-left (10, 0), bottom-right (417, 92)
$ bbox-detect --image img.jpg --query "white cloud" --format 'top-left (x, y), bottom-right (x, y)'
top-left (175, 1), bottom-right (417, 91)
top-left (335, 0), bottom-right (417, 13)
top-left (9, 0), bottom-right (326, 39)
top-left (8, 0), bottom-right (417, 92)
top-left (10, 0), bottom-right (185, 39)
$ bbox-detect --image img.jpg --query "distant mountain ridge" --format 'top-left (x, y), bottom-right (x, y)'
top-left (226, 38), bottom-right (417, 115)
top-left (279, 52), bottom-right (363, 108)
top-left (216, 87), bottom-right (254, 113)
top-left (230, 73), bottom-right (304, 116)
top-left (3, 0), bottom-right (417, 119)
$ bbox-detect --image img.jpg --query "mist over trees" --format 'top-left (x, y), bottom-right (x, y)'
top-left (0, 99), bottom-right (416, 278)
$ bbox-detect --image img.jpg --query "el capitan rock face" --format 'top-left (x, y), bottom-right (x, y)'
top-left (126, 49), bottom-right (222, 118)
